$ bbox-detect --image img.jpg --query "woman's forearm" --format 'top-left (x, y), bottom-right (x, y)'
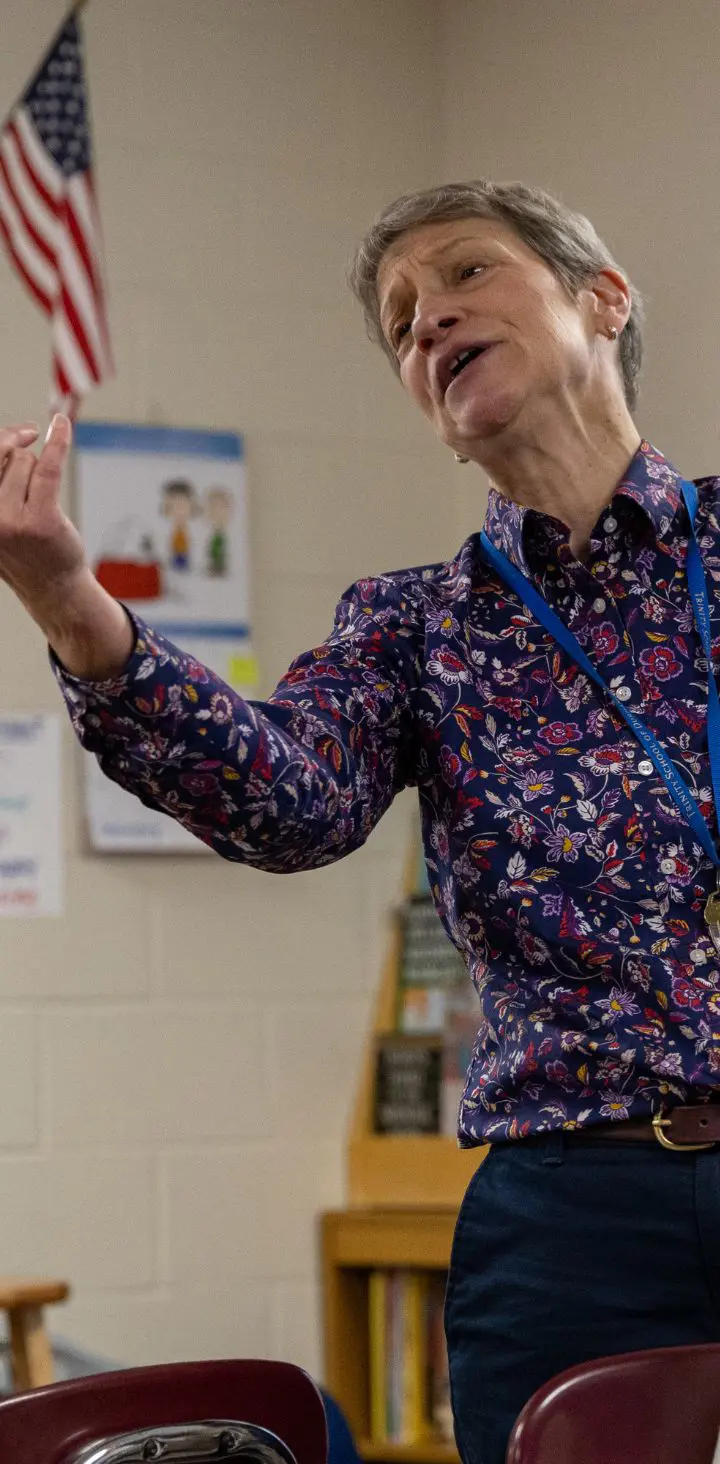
top-left (34, 568), bottom-right (135, 681)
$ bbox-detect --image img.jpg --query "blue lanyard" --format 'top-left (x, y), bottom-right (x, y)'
top-left (480, 479), bottom-right (720, 868)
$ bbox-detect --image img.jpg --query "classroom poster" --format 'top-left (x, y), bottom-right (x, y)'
top-left (74, 423), bottom-right (257, 852)
top-left (0, 713), bottom-right (62, 915)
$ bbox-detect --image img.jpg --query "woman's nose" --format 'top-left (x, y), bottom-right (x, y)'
top-left (413, 309), bottom-right (460, 354)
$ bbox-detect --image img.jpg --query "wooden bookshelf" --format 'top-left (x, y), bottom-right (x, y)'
top-left (347, 847), bottom-right (486, 1210)
top-left (321, 837), bottom-right (488, 1463)
top-left (360, 1446), bottom-right (458, 1464)
top-left (321, 1208), bottom-right (465, 1461)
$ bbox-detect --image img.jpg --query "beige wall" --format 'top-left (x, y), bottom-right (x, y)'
top-left (0, 0), bottom-right (713, 1384)
top-left (442, 0), bottom-right (720, 480)
top-left (0, 0), bottom-right (460, 1377)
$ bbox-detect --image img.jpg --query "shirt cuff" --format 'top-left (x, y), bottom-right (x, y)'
top-left (48, 603), bottom-right (140, 690)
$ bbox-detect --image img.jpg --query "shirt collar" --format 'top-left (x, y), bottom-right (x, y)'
top-left (483, 440), bottom-right (686, 576)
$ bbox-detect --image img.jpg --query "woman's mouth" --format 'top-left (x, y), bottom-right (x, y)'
top-left (443, 343), bottom-right (497, 400)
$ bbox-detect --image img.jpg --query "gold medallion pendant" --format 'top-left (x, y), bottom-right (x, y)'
top-left (705, 886), bottom-right (720, 955)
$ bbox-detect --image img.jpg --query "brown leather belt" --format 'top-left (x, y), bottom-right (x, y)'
top-left (561, 1104), bottom-right (720, 1151)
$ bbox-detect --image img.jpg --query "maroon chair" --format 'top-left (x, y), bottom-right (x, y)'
top-left (506, 1343), bottom-right (720, 1464)
top-left (0, 1357), bottom-right (328, 1464)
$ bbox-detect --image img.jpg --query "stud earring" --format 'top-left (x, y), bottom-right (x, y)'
top-left (606, 326), bottom-right (619, 340)
top-left (454, 453), bottom-right (470, 464)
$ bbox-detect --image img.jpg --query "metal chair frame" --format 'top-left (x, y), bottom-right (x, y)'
top-left (70, 1418), bottom-right (299, 1464)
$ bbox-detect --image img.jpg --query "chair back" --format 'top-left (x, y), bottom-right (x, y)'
top-left (70, 1417), bottom-right (298, 1462)
top-left (506, 1344), bottom-right (720, 1464)
top-left (0, 1358), bottom-right (327, 1464)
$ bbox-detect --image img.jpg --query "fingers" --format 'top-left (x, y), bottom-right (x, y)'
top-left (0, 416), bottom-right (71, 522)
top-left (26, 413), bottom-right (72, 510)
top-left (0, 425), bottom-right (40, 521)
top-left (0, 424), bottom-right (39, 464)
top-left (0, 447), bottom-right (39, 517)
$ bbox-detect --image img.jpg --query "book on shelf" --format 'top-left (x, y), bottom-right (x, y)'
top-left (440, 1003), bottom-right (481, 1139)
top-left (370, 829), bottom-right (482, 1139)
top-left (396, 895), bottom-right (469, 1035)
top-left (367, 1268), bottom-right (452, 1446)
top-left (369, 1270), bottom-right (388, 1444)
top-left (426, 1272), bottom-right (453, 1443)
top-left (373, 981), bottom-right (480, 1139)
top-left (402, 1269), bottom-right (428, 1441)
top-left (373, 1034), bottom-right (443, 1135)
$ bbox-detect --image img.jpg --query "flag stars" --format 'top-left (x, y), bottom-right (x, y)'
top-left (26, 43), bottom-right (90, 175)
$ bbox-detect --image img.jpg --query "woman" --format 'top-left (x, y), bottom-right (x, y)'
top-left (4, 180), bottom-right (720, 1464)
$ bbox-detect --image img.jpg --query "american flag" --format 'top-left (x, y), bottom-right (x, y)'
top-left (0, 12), bottom-right (113, 414)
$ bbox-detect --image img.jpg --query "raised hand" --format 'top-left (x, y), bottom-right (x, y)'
top-left (0, 415), bottom-right (86, 613)
top-left (0, 415), bottom-right (134, 678)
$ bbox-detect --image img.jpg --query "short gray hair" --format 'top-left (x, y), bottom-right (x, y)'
top-left (349, 180), bottom-right (644, 411)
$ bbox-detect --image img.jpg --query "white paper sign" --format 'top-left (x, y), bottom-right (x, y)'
top-left (0, 713), bottom-right (62, 915)
top-left (73, 423), bottom-right (256, 853)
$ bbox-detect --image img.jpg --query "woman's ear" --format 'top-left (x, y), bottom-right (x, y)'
top-left (590, 266), bottom-right (632, 332)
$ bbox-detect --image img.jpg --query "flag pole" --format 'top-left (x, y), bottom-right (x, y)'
top-left (0, 0), bottom-right (92, 135)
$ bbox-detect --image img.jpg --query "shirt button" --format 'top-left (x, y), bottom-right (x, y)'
top-left (615, 685), bottom-right (631, 702)
top-left (604, 515), bottom-right (618, 532)
top-left (593, 598), bottom-right (607, 614)
top-left (660, 858), bottom-right (676, 874)
top-left (638, 760), bottom-right (654, 775)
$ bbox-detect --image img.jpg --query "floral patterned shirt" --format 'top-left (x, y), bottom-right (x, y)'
top-left (55, 441), bottom-right (720, 1143)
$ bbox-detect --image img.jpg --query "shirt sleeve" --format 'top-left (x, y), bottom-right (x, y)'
top-left (52, 575), bottom-right (423, 871)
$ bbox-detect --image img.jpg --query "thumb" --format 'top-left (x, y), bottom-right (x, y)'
top-left (30, 414), bottom-right (73, 504)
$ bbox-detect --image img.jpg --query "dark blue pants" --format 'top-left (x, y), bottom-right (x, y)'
top-left (445, 1134), bottom-right (720, 1464)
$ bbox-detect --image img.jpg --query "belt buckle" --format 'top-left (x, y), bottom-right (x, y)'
top-left (652, 1109), bottom-right (716, 1152)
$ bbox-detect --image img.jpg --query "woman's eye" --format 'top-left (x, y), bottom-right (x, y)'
top-left (390, 267), bottom-right (485, 349)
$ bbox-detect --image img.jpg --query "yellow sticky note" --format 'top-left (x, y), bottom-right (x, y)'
top-left (228, 654), bottom-right (259, 689)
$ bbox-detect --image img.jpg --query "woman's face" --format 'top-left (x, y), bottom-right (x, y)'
top-left (376, 217), bottom-right (624, 456)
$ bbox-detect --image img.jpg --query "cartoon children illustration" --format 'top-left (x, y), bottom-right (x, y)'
top-left (204, 486), bottom-right (234, 577)
top-left (161, 478), bottom-right (200, 571)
